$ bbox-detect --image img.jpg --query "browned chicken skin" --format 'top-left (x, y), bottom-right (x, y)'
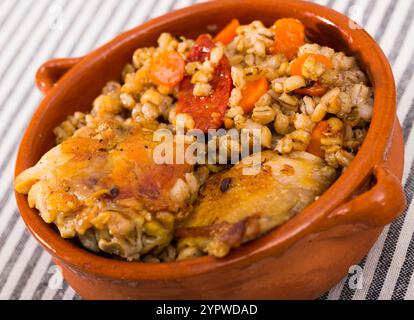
top-left (15, 119), bottom-right (195, 260)
top-left (176, 151), bottom-right (337, 258)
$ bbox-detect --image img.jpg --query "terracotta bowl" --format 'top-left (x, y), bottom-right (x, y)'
top-left (15, 0), bottom-right (406, 299)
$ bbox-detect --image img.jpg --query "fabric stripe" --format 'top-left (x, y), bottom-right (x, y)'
top-left (324, 0), bottom-right (395, 299)
top-left (0, 2), bottom-right (81, 140)
top-left (376, 156), bottom-right (414, 299)
top-left (103, 0), bottom-right (143, 43)
top-left (0, 0), bottom-right (32, 57)
top-left (362, 0), bottom-right (376, 26)
top-left (405, 275), bottom-right (414, 299)
top-left (7, 0), bottom-right (122, 300)
top-left (361, 61), bottom-right (414, 300)
top-left (389, 2), bottom-right (414, 67)
top-left (369, 90), bottom-right (414, 299)
top-left (0, 0), bottom-right (104, 206)
top-left (18, 251), bottom-right (52, 300)
top-left (349, 0), bottom-right (414, 300)
top-left (364, 0), bottom-right (391, 37)
top-left (0, 0), bottom-right (104, 298)
top-left (374, 0), bottom-right (398, 42)
top-left (344, 0), bottom-right (356, 16)
top-left (350, 0), bottom-right (414, 291)
top-left (31, 261), bottom-right (54, 300)
top-left (0, 230), bottom-right (30, 292)
top-left (391, 229), bottom-right (414, 300)
top-left (0, 0), bottom-right (19, 31)
top-left (0, 2), bottom-right (62, 132)
top-left (397, 72), bottom-right (414, 124)
top-left (365, 217), bottom-right (410, 299)
top-left (380, 0), bottom-right (414, 58)
top-left (149, 0), bottom-right (175, 19)
top-left (326, 0), bottom-right (414, 300)
top-left (0, 1), bottom-right (32, 58)
top-left (167, 0), bottom-right (179, 11)
top-left (0, 0), bottom-right (86, 276)
top-left (8, 246), bottom-right (44, 300)
top-left (0, 210), bottom-right (21, 252)
top-left (173, 0), bottom-right (194, 10)
top-left (326, 0), bottom-right (336, 8)
top-left (387, 165), bottom-right (414, 299)
top-left (402, 100), bottom-right (414, 141)
top-left (0, 0), bottom-right (51, 110)
top-left (332, 0), bottom-right (350, 13)
top-left (397, 50), bottom-right (414, 103)
top-left (89, 0), bottom-right (137, 50)
top-left (62, 287), bottom-right (77, 301)
top-left (0, 0), bottom-right (100, 224)
top-left (0, 237), bottom-right (40, 299)
top-left (0, 219), bottom-right (26, 275)
top-left (313, 0), bottom-right (330, 6)
top-left (52, 282), bottom-right (68, 300)
top-left (354, 119), bottom-right (414, 285)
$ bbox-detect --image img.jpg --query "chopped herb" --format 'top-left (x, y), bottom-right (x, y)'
top-left (220, 177), bottom-right (232, 192)
top-left (110, 187), bottom-right (120, 198)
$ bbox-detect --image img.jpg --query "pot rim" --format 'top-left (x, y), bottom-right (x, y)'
top-left (15, 0), bottom-right (396, 281)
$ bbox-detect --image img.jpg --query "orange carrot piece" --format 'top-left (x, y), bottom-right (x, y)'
top-left (295, 82), bottom-right (328, 97)
top-left (149, 51), bottom-right (185, 87)
top-left (307, 120), bottom-right (329, 158)
top-left (224, 117), bottom-right (234, 129)
top-left (290, 53), bottom-right (333, 76)
top-left (214, 19), bottom-right (240, 45)
top-left (239, 77), bottom-right (269, 113)
top-left (269, 18), bottom-right (305, 60)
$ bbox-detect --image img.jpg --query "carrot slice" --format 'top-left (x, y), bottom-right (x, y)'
top-left (214, 19), bottom-right (240, 45)
top-left (149, 51), bottom-right (185, 87)
top-left (295, 81), bottom-right (328, 97)
top-left (269, 18), bottom-right (305, 60)
top-left (239, 76), bottom-right (269, 113)
top-left (290, 53), bottom-right (333, 76)
top-left (307, 120), bottom-right (329, 158)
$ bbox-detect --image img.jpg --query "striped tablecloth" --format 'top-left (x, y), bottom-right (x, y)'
top-left (0, 0), bottom-right (413, 300)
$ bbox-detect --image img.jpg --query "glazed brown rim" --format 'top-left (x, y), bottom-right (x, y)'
top-left (15, 0), bottom-right (396, 281)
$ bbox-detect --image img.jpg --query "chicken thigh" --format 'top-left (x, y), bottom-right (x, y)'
top-left (15, 119), bottom-right (195, 261)
top-left (176, 151), bottom-right (337, 258)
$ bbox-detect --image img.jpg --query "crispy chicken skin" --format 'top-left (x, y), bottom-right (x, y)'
top-left (176, 151), bottom-right (337, 258)
top-left (15, 119), bottom-right (194, 261)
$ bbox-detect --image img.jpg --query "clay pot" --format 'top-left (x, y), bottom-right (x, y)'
top-left (15, 0), bottom-right (406, 299)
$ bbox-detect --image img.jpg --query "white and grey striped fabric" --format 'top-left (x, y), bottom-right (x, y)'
top-left (0, 0), bottom-right (413, 300)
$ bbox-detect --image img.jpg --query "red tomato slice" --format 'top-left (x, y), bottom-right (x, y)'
top-left (176, 34), bottom-right (232, 133)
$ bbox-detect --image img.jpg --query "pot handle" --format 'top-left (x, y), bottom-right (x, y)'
top-left (319, 162), bottom-right (406, 231)
top-left (35, 57), bottom-right (82, 94)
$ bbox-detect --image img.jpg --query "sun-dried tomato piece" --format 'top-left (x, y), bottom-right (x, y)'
top-left (295, 81), bottom-right (328, 97)
top-left (176, 34), bottom-right (232, 133)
